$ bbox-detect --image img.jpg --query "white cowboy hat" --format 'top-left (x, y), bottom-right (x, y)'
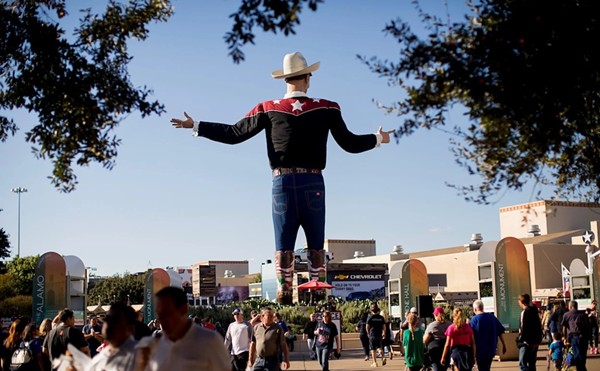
top-left (272, 52), bottom-right (320, 79)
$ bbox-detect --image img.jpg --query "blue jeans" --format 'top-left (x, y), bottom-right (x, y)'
top-left (571, 335), bottom-right (588, 371)
top-left (272, 173), bottom-right (325, 251)
top-left (590, 326), bottom-right (598, 348)
top-left (316, 346), bottom-right (331, 371)
top-left (519, 345), bottom-right (538, 371)
top-left (307, 338), bottom-right (316, 359)
top-left (252, 356), bottom-right (280, 371)
top-left (476, 356), bottom-right (494, 371)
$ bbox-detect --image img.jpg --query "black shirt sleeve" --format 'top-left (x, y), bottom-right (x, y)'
top-left (328, 109), bottom-right (377, 154)
top-left (68, 327), bottom-right (89, 350)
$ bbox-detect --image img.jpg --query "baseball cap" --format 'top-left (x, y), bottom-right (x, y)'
top-left (410, 307), bottom-right (418, 314)
top-left (433, 307), bottom-right (444, 316)
top-left (232, 308), bottom-right (242, 315)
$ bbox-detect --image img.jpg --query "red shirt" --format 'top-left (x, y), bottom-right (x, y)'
top-left (445, 323), bottom-right (473, 347)
top-left (203, 323), bottom-right (216, 331)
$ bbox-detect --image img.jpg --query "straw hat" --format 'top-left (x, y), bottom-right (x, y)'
top-left (272, 52), bottom-right (320, 79)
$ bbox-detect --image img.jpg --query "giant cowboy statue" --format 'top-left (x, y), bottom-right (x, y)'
top-left (171, 52), bottom-right (394, 304)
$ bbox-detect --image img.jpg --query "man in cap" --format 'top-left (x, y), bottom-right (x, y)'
top-left (224, 308), bottom-right (254, 371)
top-left (401, 307), bottom-right (420, 330)
top-left (470, 299), bottom-right (507, 371)
top-left (171, 52), bottom-right (394, 305)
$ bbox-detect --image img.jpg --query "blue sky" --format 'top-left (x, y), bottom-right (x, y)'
top-left (0, 1), bottom-right (545, 276)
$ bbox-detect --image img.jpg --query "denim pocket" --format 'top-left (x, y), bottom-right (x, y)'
top-left (273, 193), bottom-right (288, 215)
top-left (305, 190), bottom-right (324, 211)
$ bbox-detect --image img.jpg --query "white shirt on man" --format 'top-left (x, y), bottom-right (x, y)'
top-left (88, 337), bottom-right (137, 371)
top-left (141, 323), bottom-right (230, 371)
top-left (224, 321), bottom-right (253, 355)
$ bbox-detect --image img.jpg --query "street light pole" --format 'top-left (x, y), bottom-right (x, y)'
top-left (10, 187), bottom-right (28, 258)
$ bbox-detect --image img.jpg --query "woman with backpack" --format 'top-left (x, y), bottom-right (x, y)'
top-left (1, 319), bottom-right (26, 371)
top-left (13, 323), bottom-right (44, 371)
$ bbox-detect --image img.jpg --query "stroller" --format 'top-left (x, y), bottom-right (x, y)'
top-left (559, 345), bottom-right (575, 371)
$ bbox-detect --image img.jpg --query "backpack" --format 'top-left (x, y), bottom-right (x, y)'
top-left (10, 342), bottom-right (34, 371)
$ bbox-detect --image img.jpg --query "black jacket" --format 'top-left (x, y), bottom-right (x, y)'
top-left (197, 97), bottom-right (377, 169)
top-left (518, 305), bottom-right (543, 346)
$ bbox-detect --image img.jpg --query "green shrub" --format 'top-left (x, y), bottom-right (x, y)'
top-left (0, 295), bottom-right (32, 318)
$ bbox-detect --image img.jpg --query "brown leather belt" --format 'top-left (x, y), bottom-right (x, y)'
top-left (272, 167), bottom-right (322, 176)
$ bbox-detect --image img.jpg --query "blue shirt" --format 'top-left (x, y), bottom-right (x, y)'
top-left (549, 340), bottom-right (564, 360)
top-left (470, 312), bottom-right (505, 360)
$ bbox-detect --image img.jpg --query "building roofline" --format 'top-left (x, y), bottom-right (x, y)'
top-left (500, 200), bottom-right (600, 213)
top-left (194, 260), bottom-right (249, 265)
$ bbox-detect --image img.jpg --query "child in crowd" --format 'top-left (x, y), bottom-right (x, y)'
top-left (548, 332), bottom-right (564, 370)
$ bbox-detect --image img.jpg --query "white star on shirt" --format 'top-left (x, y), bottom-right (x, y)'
top-left (291, 100), bottom-right (304, 112)
top-left (583, 230), bottom-right (595, 245)
top-left (312, 98), bottom-right (321, 103)
top-left (272, 100), bottom-right (281, 104)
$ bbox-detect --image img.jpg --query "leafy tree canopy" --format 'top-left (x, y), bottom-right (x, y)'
top-left (88, 273), bottom-right (145, 305)
top-left (360, 0), bottom-right (600, 203)
top-left (6, 255), bottom-right (38, 296)
top-left (0, 0), bottom-right (172, 192)
top-left (4, 0), bottom-right (598, 203)
top-left (225, 0), bottom-right (322, 63)
top-left (0, 228), bottom-right (10, 263)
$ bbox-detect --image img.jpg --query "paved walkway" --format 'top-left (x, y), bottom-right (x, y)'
top-left (287, 345), bottom-right (600, 370)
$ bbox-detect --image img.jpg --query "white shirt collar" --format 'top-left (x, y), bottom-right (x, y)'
top-left (284, 91), bottom-right (308, 99)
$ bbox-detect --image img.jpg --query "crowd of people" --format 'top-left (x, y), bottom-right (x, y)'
top-left (392, 294), bottom-right (597, 371)
top-left (0, 291), bottom-right (598, 371)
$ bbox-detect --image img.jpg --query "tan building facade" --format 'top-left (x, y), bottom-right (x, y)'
top-left (500, 200), bottom-right (600, 239)
top-left (338, 201), bottom-right (600, 315)
top-left (324, 239), bottom-right (377, 261)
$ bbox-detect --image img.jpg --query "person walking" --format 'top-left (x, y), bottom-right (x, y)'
top-left (548, 332), bottom-right (564, 371)
top-left (170, 51), bottom-right (394, 304)
top-left (273, 313), bottom-right (292, 352)
top-left (314, 311), bottom-right (340, 371)
top-left (561, 300), bottom-right (591, 371)
top-left (43, 309), bottom-right (90, 365)
top-left (550, 301), bottom-right (567, 338)
top-left (18, 323), bottom-right (45, 371)
top-left (470, 299), bottom-right (507, 371)
top-left (88, 302), bottom-right (138, 371)
top-left (82, 315), bottom-right (103, 357)
top-left (587, 300), bottom-right (598, 354)
top-left (1, 319), bottom-right (26, 371)
top-left (248, 307), bottom-right (290, 371)
top-left (224, 308), bottom-right (253, 371)
top-left (517, 293), bottom-right (543, 371)
top-left (424, 307), bottom-right (451, 371)
top-left (403, 312), bottom-right (425, 371)
top-left (381, 311), bottom-right (394, 360)
top-left (355, 313), bottom-right (370, 361)
top-left (441, 308), bottom-right (475, 371)
top-left (366, 304), bottom-right (386, 368)
top-left (136, 287), bottom-right (230, 370)
top-left (303, 313), bottom-right (318, 360)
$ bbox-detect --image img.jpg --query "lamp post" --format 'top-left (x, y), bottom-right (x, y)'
top-left (10, 187), bottom-right (27, 258)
